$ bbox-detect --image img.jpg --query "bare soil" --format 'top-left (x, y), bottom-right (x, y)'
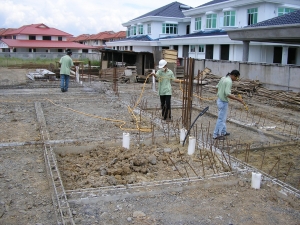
top-left (0, 68), bottom-right (299, 225)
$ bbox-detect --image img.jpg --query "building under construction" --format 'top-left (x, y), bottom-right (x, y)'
top-left (0, 58), bottom-right (299, 224)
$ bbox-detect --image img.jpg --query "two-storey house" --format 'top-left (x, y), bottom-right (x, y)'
top-left (0, 23), bottom-right (96, 53)
top-left (107, 0), bottom-right (300, 65)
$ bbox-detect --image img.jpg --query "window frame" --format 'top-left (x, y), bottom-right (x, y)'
top-left (147, 24), bottom-right (151, 34)
top-left (130, 26), bottom-right (136, 36)
top-left (247, 8), bottom-right (258, 25)
top-left (137, 25), bottom-right (143, 35)
top-left (42, 36), bottom-right (51, 40)
top-left (190, 45), bottom-right (196, 52)
top-left (198, 45), bottom-right (205, 53)
top-left (223, 11), bottom-right (236, 27)
top-left (162, 23), bottom-right (178, 34)
top-left (278, 7), bottom-right (295, 16)
top-left (195, 17), bottom-right (201, 30)
top-left (206, 14), bottom-right (217, 29)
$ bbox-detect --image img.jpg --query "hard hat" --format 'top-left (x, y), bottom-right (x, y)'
top-left (158, 59), bottom-right (167, 68)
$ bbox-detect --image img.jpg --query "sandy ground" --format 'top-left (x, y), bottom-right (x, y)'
top-left (0, 68), bottom-right (299, 225)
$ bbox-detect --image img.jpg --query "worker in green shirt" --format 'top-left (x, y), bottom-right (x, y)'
top-left (213, 70), bottom-right (245, 140)
top-left (151, 59), bottom-right (178, 122)
top-left (59, 49), bottom-right (74, 92)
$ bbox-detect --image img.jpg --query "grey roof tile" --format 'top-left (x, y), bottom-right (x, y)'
top-left (246, 9), bottom-right (300, 27)
top-left (113, 35), bottom-right (153, 42)
top-left (160, 29), bottom-right (227, 39)
top-left (131, 1), bottom-right (192, 21)
top-left (197, 0), bottom-right (230, 8)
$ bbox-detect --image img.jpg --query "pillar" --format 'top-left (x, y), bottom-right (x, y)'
top-left (281, 46), bottom-right (288, 65)
top-left (213, 45), bottom-right (220, 60)
top-left (242, 41), bottom-right (250, 62)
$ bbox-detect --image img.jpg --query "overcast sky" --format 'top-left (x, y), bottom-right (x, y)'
top-left (0, 0), bottom-right (211, 36)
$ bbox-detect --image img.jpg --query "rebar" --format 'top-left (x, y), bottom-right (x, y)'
top-left (260, 148), bottom-right (266, 170)
top-left (268, 157), bottom-right (280, 175)
top-left (168, 156), bottom-right (184, 178)
top-left (182, 57), bottom-right (194, 130)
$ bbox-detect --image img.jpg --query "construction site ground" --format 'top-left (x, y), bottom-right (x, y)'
top-left (0, 68), bottom-right (299, 225)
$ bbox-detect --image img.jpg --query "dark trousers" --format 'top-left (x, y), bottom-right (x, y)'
top-left (160, 95), bottom-right (171, 119)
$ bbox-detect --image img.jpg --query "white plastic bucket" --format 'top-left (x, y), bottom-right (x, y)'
top-left (180, 128), bottom-right (187, 144)
top-left (251, 172), bottom-right (262, 189)
top-left (188, 136), bottom-right (196, 155)
top-left (122, 132), bottom-right (130, 149)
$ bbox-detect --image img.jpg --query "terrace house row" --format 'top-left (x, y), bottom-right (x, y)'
top-left (106, 0), bottom-right (300, 65)
top-left (68, 31), bottom-right (126, 50)
top-left (0, 23), bottom-right (96, 53)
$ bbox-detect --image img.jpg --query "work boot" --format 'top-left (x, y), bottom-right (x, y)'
top-left (213, 136), bottom-right (225, 140)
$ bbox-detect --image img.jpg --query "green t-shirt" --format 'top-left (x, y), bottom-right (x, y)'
top-left (156, 68), bottom-right (175, 95)
top-left (59, 55), bottom-right (74, 75)
top-left (216, 76), bottom-right (232, 102)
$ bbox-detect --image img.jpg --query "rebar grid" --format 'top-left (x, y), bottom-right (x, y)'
top-left (65, 172), bottom-right (234, 200)
top-left (35, 102), bottom-right (75, 225)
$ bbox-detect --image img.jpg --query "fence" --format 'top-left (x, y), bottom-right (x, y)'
top-left (193, 59), bottom-right (300, 92)
top-left (0, 52), bottom-right (101, 61)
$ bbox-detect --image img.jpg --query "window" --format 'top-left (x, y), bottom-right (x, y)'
top-left (199, 45), bottom-right (204, 52)
top-left (247, 8), bottom-right (258, 25)
top-left (130, 26), bottom-right (136, 35)
top-left (190, 45), bottom-right (196, 52)
top-left (206, 14), bottom-right (217, 28)
top-left (278, 7), bottom-right (295, 16)
top-left (29, 35), bottom-right (36, 40)
top-left (42, 36), bottom-right (51, 40)
top-left (147, 24), bottom-right (151, 34)
top-left (195, 17), bottom-right (201, 30)
top-left (162, 23), bottom-right (178, 34)
top-left (137, 25), bottom-right (143, 35)
top-left (223, 11), bottom-right (235, 27)
top-left (58, 36), bottom-right (62, 41)
top-left (94, 40), bottom-right (98, 45)
top-left (126, 28), bottom-right (130, 37)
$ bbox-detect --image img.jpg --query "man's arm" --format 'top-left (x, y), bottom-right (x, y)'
top-left (228, 94), bottom-right (244, 104)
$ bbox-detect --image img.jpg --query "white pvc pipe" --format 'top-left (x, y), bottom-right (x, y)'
top-left (251, 172), bottom-right (262, 189)
top-left (152, 69), bottom-right (156, 92)
top-left (122, 132), bottom-right (130, 149)
top-left (188, 136), bottom-right (196, 155)
top-left (75, 66), bottom-right (79, 83)
top-left (180, 128), bottom-right (187, 144)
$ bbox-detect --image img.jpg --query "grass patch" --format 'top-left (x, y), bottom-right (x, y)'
top-left (0, 57), bottom-right (100, 68)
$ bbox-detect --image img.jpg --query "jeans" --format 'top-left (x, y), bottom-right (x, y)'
top-left (213, 98), bottom-right (228, 138)
top-left (60, 74), bottom-right (70, 91)
top-left (160, 95), bottom-right (171, 119)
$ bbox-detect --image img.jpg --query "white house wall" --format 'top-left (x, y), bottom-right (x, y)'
top-left (133, 46), bottom-right (153, 52)
top-left (248, 45), bottom-right (262, 62)
top-left (17, 35), bottom-right (28, 40)
top-left (149, 22), bottom-right (162, 39)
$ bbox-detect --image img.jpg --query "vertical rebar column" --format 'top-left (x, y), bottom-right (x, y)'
top-left (182, 57), bottom-right (194, 130)
top-left (113, 67), bottom-right (119, 96)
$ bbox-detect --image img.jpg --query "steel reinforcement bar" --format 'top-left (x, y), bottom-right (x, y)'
top-left (35, 102), bottom-right (75, 225)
